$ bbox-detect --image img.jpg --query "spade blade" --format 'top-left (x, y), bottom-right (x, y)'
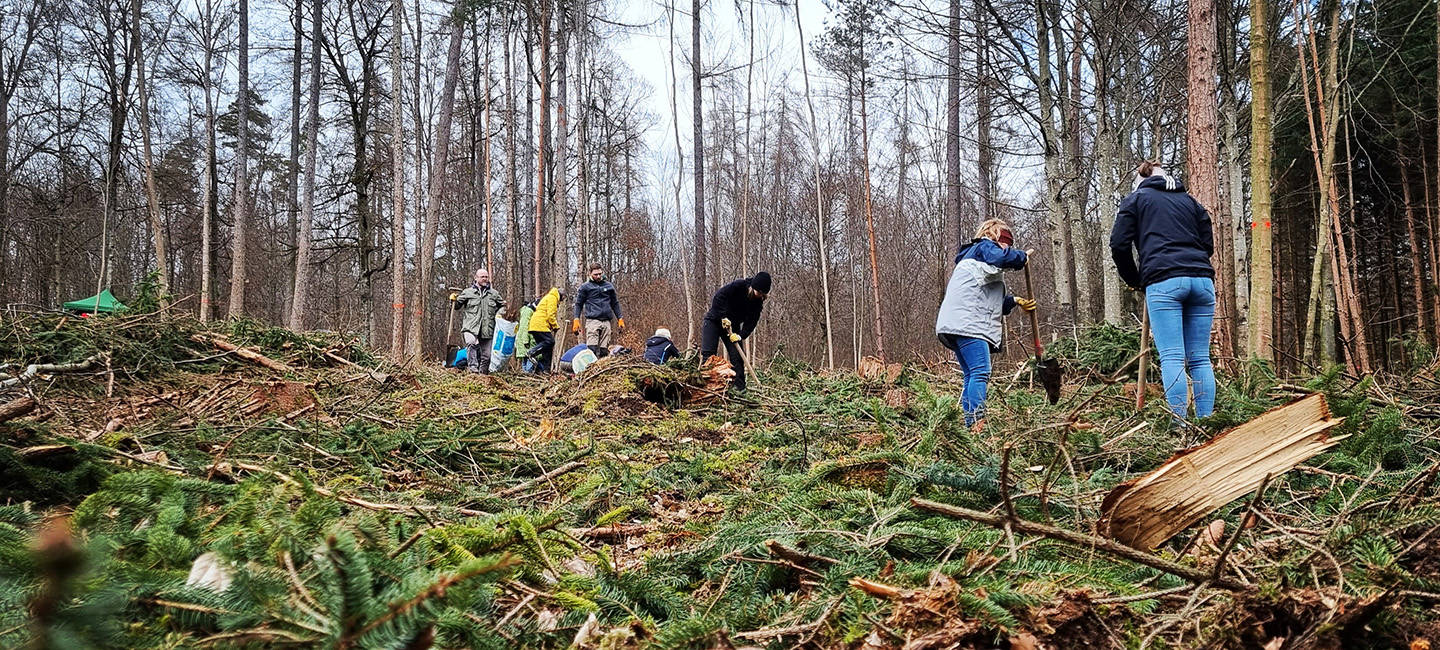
top-left (1037, 357), bottom-right (1063, 405)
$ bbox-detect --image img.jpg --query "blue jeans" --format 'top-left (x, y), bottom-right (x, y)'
top-left (1146, 276), bottom-right (1216, 419)
top-left (945, 335), bottom-right (992, 427)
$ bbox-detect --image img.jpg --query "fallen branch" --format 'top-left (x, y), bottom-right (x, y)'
top-left (496, 460), bottom-right (586, 498)
top-left (910, 497), bottom-right (1248, 591)
top-left (0, 396), bottom-right (37, 422)
top-left (574, 523), bottom-right (657, 539)
top-left (190, 335), bottom-right (293, 373)
top-left (765, 539), bottom-right (839, 568)
top-left (1, 356), bottom-right (100, 388)
top-left (220, 462), bottom-right (491, 518)
top-left (847, 576), bottom-right (904, 600)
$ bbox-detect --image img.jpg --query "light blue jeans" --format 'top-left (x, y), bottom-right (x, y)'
top-left (945, 335), bottom-right (992, 427)
top-left (1146, 276), bottom-right (1216, 419)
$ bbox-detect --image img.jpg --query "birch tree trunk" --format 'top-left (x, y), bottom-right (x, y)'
top-left (199, 3), bottom-right (217, 322)
top-left (289, 0), bottom-right (321, 331)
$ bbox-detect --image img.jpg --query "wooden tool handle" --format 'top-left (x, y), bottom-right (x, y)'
top-left (1023, 265), bottom-right (1043, 359)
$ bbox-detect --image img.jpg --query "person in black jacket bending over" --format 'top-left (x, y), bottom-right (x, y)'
top-left (702, 272), bottom-right (771, 391)
top-left (572, 264), bottom-right (624, 347)
top-left (1109, 161), bottom-right (1216, 421)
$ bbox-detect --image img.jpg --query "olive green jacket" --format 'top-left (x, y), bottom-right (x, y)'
top-left (455, 284), bottom-right (505, 339)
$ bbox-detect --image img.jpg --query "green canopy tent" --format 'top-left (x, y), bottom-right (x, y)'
top-left (63, 290), bottom-right (127, 314)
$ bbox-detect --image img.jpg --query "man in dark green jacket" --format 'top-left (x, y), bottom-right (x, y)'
top-left (452, 268), bottom-right (505, 374)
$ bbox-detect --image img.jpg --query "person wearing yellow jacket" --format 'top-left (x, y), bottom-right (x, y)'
top-left (524, 287), bottom-right (563, 372)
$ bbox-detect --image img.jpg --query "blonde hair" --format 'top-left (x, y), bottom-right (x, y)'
top-left (974, 219), bottom-right (1011, 242)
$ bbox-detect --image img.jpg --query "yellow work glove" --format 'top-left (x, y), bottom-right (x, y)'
top-left (720, 318), bottom-right (732, 330)
top-left (572, 319), bottom-right (582, 334)
top-left (728, 332), bottom-right (741, 343)
top-left (1015, 297), bottom-right (1037, 312)
top-left (448, 292), bottom-right (458, 302)
top-left (617, 318), bottom-right (626, 331)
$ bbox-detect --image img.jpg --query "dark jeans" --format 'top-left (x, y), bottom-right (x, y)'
top-left (525, 332), bottom-right (555, 373)
top-left (463, 333), bottom-right (492, 374)
top-left (700, 318), bottom-right (745, 389)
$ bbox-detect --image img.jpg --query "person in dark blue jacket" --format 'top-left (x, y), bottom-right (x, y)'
top-left (572, 264), bottom-right (624, 347)
top-left (644, 328), bottom-right (680, 364)
top-left (1109, 161), bottom-right (1216, 420)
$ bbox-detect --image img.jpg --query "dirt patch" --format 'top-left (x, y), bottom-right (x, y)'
top-left (605, 393), bottom-right (653, 418)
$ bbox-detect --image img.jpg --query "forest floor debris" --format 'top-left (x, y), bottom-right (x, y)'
top-left (1, 315), bottom-right (1440, 648)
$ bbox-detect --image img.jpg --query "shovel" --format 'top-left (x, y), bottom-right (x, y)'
top-left (1023, 265), bottom-right (1064, 404)
top-left (1135, 291), bottom-right (1150, 411)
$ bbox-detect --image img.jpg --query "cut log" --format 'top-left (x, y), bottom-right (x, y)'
top-left (1099, 394), bottom-right (1346, 550)
top-left (0, 396), bottom-right (37, 422)
top-left (190, 334), bottom-right (294, 373)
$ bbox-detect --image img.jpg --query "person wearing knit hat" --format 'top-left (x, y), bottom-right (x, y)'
top-left (935, 219), bottom-right (1034, 431)
top-left (644, 328), bottom-right (680, 365)
top-left (1110, 160), bottom-right (1216, 421)
top-left (701, 272), bottom-right (772, 391)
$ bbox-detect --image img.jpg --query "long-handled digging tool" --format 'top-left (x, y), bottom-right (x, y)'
top-left (1135, 292), bottom-right (1150, 411)
top-left (444, 285), bottom-right (465, 367)
top-left (720, 320), bottom-right (760, 389)
top-left (1022, 265), bottom-right (1064, 404)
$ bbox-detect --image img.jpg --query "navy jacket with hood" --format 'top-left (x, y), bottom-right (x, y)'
top-left (644, 336), bottom-right (680, 364)
top-left (1109, 174), bottom-right (1215, 289)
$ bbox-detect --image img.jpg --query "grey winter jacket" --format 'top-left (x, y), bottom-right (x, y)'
top-left (935, 239), bottom-right (1028, 350)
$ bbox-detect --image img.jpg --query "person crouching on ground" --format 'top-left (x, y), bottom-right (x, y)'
top-left (525, 287), bottom-right (563, 373)
top-left (645, 328), bottom-right (680, 364)
top-left (701, 272), bottom-right (770, 392)
top-left (452, 268), bottom-right (505, 374)
top-left (1109, 161), bottom-right (1216, 422)
top-left (935, 220), bottom-right (1035, 431)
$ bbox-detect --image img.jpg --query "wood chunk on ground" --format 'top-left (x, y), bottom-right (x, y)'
top-left (1100, 393), bottom-right (1347, 550)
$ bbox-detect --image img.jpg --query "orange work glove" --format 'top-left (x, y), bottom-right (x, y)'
top-left (572, 319), bottom-right (582, 334)
top-left (617, 318), bottom-right (626, 331)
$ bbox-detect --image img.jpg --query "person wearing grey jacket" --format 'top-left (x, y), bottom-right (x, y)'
top-left (935, 220), bottom-right (1035, 429)
top-left (452, 268), bottom-right (505, 374)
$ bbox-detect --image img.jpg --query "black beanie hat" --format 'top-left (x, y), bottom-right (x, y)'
top-left (751, 271), bottom-right (772, 293)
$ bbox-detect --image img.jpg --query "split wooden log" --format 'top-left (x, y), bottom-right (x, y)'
top-left (0, 396), bottom-right (37, 422)
top-left (1099, 394), bottom-right (1346, 550)
top-left (910, 497), bottom-right (1248, 591)
top-left (190, 334), bottom-right (293, 373)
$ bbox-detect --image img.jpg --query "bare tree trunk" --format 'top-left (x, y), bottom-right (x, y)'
top-left (532, 0), bottom-right (548, 292)
top-left (286, 0), bottom-right (303, 320)
top-left (1186, 0), bottom-right (1234, 363)
top-left (551, 4), bottom-right (569, 291)
top-left (858, 63), bottom-right (885, 361)
top-left (0, 7), bottom-right (40, 302)
top-left (505, 24), bottom-right (521, 304)
top-left (1036, 0), bottom-right (1073, 323)
top-left (945, 0), bottom-right (961, 247)
top-left (974, 3), bottom-right (994, 225)
top-left (667, 0), bottom-right (696, 348)
top-left (1398, 142), bottom-right (1429, 344)
top-left (795, 0), bottom-right (835, 369)
top-left (131, 0), bottom-right (170, 301)
top-left (482, 31), bottom-right (494, 271)
top-left (389, 0), bottom-right (406, 359)
top-left (290, 0), bottom-right (321, 330)
top-left (199, 16), bottom-right (217, 322)
top-left (692, 0), bottom-right (707, 293)
top-left (227, 0), bottom-right (250, 318)
top-left (411, 9), bottom-right (464, 360)
top-left (1248, 0), bottom-right (1274, 361)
